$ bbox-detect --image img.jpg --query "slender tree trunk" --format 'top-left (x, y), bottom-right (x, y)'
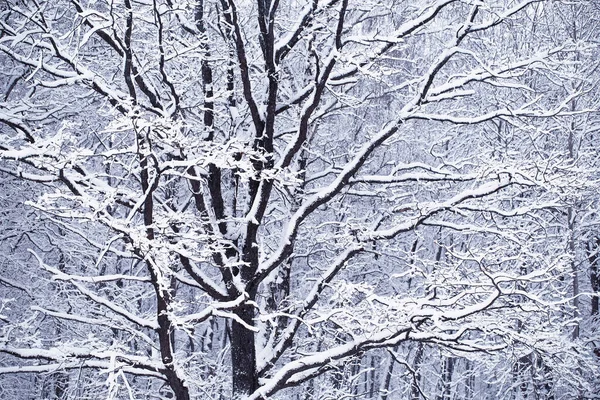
top-left (443, 357), bottom-right (454, 400)
top-left (568, 207), bottom-right (580, 339)
top-left (464, 360), bottom-right (474, 400)
top-left (369, 354), bottom-right (377, 398)
top-left (436, 357), bottom-right (454, 400)
top-left (410, 343), bottom-right (424, 400)
top-left (586, 237), bottom-right (600, 316)
top-left (567, 103), bottom-right (581, 340)
top-left (378, 352), bottom-right (395, 400)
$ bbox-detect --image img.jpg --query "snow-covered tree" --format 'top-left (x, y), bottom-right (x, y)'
top-left (0, 0), bottom-right (598, 398)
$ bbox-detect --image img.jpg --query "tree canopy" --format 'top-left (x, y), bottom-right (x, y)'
top-left (0, 0), bottom-right (599, 399)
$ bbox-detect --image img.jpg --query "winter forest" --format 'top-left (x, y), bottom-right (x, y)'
top-left (1, 0), bottom-right (600, 399)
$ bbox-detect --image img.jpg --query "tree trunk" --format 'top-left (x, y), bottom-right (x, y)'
top-left (437, 357), bottom-right (454, 400)
top-left (156, 293), bottom-right (190, 400)
top-left (586, 237), bottom-right (600, 316)
top-left (369, 354), bottom-right (377, 398)
top-left (567, 207), bottom-right (580, 339)
top-left (231, 302), bottom-right (258, 398)
top-left (464, 360), bottom-right (474, 400)
top-left (379, 348), bottom-right (397, 400)
top-left (410, 343), bottom-right (424, 400)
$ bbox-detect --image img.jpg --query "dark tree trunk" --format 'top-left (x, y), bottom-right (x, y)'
top-left (154, 285), bottom-right (190, 400)
top-left (369, 354), bottom-right (377, 398)
top-left (464, 360), bottom-right (474, 400)
top-left (410, 343), bottom-right (424, 400)
top-left (586, 237), bottom-right (600, 316)
top-left (379, 351), bottom-right (394, 400)
top-left (436, 357), bottom-right (454, 400)
top-left (231, 302), bottom-right (258, 398)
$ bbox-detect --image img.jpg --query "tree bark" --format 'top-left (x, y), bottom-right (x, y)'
top-left (586, 237), bottom-right (600, 316)
top-left (231, 303), bottom-right (258, 398)
top-left (410, 343), bottom-right (424, 400)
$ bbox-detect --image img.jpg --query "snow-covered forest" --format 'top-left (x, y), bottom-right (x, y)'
top-left (0, 0), bottom-right (599, 398)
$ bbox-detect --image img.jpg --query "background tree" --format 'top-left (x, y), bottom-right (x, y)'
top-left (0, 0), bottom-right (598, 399)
